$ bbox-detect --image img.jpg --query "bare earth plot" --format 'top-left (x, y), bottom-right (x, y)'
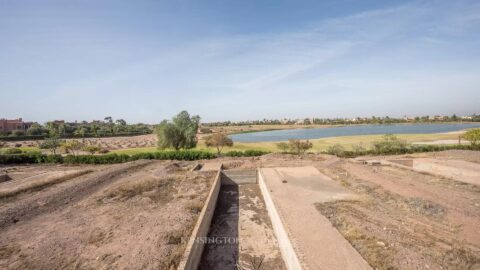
top-left (0, 151), bottom-right (478, 269)
top-left (5, 134), bottom-right (157, 150)
top-left (394, 157), bottom-right (480, 186)
top-left (318, 152), bottom-right (480, 269)
top-left (0, 161), bottom-right (215, 270)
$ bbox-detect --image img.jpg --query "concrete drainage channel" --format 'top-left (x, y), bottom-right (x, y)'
top-left (178, 166), bottom-right (300, 270)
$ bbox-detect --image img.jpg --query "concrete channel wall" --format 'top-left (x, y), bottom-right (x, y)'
top-left (221, 169), bottom-right (257, 185)
top-left (258, 170), bottom-right (303, 270)
top-left (177, 170), bottom-right (222, 270)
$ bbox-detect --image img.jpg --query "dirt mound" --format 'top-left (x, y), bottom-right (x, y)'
top-left (0, 174), bottom-right (11, 183)
top-left (165, 162), bottom-right (181, 173)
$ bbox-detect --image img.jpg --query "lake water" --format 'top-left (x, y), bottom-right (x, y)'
top-left (229, 123), bottom-right (480, 143)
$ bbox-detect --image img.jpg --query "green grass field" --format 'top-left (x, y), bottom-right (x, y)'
top-left (111, 132), bottom-right (460, 154)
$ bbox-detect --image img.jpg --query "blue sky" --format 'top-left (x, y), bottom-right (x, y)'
top-left (1, 0), bottom-right (479, 124)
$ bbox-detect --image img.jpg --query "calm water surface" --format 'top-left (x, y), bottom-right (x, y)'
top-left (229, 123), bottom-right (480, 143)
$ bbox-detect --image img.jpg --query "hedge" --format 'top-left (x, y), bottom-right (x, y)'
top-left (0, 149), bottom-right (272, 165)
top-left (328, 144), bottom-right (480, 158)
top-left (224, 150), bottom-right (270, 157)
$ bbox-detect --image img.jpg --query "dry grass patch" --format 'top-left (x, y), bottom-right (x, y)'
top-left (316, 201), bottom-right (397, 270)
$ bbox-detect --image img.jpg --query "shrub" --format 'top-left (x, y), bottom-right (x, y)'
top-left (352, 143), bottom-right (366, 154)
top-left (372, 134), bottom-right (409, 154)
top-left (244, 149), bottom-right (269, 156)
top-left (224, 150), bottom-right (269, 157)
top-left (276, 142), bottom-right (289, 153)
top-left (10, 130), bottom-right (25, 137)
top-left (82, 145), bottom-right (101, 155)
top-left (204, 133), bottom-right (233, 155)
top-left (3, 148), bottom-right (23, 155)
top-left (224, 150), bottom-right (243, 157)
top-left (39, 136), bottom-right (62, 155)
top-left (61, 140), bottom-right (84, 156)
top-left (327, 144), bottom-right (345, 156)
top-left (464, 128), bottom-right (480, 145)
top-left (200, 128), bottom-right (213, 134)
top-left (288, 139), bottom-right (313, 154)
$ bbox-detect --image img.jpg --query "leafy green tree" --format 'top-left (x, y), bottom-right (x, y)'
top-left (115, 119), bottom-right (127, 126)
top-left (10, 130), bottom-right (25, 137)
top-left (205, 133), bottom-right (233, 155)
top-left (74, 126), bottom-right (88, 137)
top-left (464, 129), bottom-right (480, 145)
top-left (91, 124), bottom-right (99, 136)
top-left (26, 124), bottom-right (47, 136)
top-left (157, 111), bottom-right (200, 150)
top-left (104, 116), bottom-right (114, 134)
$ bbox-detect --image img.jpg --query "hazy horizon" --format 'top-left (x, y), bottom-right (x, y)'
top-left (1, 0), bottom-right (479, 124)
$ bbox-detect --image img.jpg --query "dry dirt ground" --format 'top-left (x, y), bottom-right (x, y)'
top-left (223, 151), bottom-right (480, 269)
top-left (316, 152), bottom-right (480, 269)
top-left (0, 150), bottom-right (479, 269)
top-left (0, 161), bottom-right (215, 270)
top-left (5, 134), bottom-right (157, 150)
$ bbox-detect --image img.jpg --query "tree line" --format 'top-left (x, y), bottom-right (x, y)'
top-left (1, 117), bottom-right (152, 139)
top-left (203, 114), bottom-right (480, 127)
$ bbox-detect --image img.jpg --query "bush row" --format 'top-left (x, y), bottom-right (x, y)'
top-left (0, 149), bottom-right (270, 164)
top-left (224, 150), bottom-right (270, 157)
top-left (328, 144), bottom-right (480, 158)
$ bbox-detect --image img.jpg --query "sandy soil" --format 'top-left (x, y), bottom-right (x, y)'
top-left (5, 134), bottom-right (157, 151)
top-left (1, 150), bottom-right (479, 269)
top-left (221, 151), bottom-right (480, 269)
top-left (0, 161), bottom-right (215, 270)
top-left (316, 154), bottom-right (480, 269)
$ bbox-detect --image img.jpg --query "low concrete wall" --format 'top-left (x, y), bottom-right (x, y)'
top-left (177, 170), bottom-right (222, 270)
top-left (221, 169), bottom-right (257, 185)
top-left (258, 170), bottom-right (302, 270)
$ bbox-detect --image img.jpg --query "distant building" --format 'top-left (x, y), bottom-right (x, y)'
top-left (0, 118), bottom-right (31, 132)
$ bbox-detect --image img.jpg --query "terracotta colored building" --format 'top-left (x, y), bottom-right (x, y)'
top-left (0, 118), bottom-right (30, 132)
